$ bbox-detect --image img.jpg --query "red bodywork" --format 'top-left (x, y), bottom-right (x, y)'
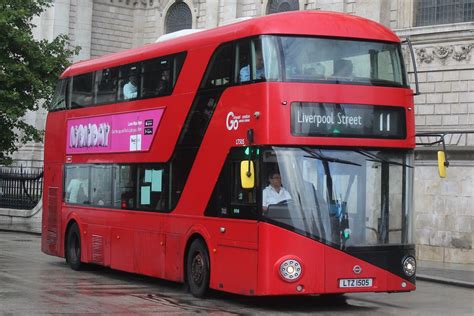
top-left (42, 11), bottom-right (416, 295)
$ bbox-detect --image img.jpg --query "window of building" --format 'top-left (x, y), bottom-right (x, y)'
top-left (267, 0), bottom-right (299, 14)
top-left (165, 1), bottom-right (192, 34)
top-left (415, 0), bottom-right (474, 26)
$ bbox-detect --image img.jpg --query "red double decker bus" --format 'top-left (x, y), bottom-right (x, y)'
top-left (42, 11), bottom-right (416, 297)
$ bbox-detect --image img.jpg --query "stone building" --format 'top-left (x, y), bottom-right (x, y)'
top-left (3, 0), bottom-right (473, 264)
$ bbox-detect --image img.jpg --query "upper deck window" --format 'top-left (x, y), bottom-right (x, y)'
top-left (277, 36), bottom-right (407, 88)
top-left (96, 68), bottom-right (118, 104)
top-left (119, 63), bottom-right (141, 101)
top-left (235, 39), bottom-right (267, 84)
top-left (71, 72), bottom-right (94, 107)
top-left (65, 52), bottom-right (185, 110)
top-left (201, 43), bottom-right (233, 88)
top-left (50, 79), bottom-right (68, 111)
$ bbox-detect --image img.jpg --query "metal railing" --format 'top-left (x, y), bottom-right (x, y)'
top-left (0, 161), bottom-right (44, 210)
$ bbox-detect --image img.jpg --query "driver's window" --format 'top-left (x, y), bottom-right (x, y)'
top-left (231, 161), bottom-right (256, 205)
top-left (205, 148), bottom-right (258, 220)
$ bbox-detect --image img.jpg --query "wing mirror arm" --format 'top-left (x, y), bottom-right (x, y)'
top-left (403, 37), bottom-right (421, 96)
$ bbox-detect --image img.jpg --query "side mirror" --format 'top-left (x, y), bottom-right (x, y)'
top-left (437, 151), bottom-right (447, 178)
top-left (240, 160), bottom-right (255, 189)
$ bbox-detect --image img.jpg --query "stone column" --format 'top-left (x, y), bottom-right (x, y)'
top-left (397, 0), bottom-right (415, 29)
top-left (220, 0), bottom-right (238, 25)
top-left (52, 0), bottom-right (71, 38)
top-left (74, 0), bottom-right (93, 60)
top-left (133, 3), bottom-right (147, 47)
top-left (205, 0), bottom-right (220, 28)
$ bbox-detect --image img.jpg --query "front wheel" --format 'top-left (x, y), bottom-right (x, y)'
top-left (65, 223), bottom-right (83, 271)
top-left (186, 239), bottom-right (210, 298)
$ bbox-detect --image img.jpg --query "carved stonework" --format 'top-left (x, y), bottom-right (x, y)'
top-left (416, 44), bottom-right (473, 64)
top-left (432, 46), bottom-right (453, 61)
top-left (108, 0), bottom-right (148, 7)
top-left (416, 48), bottom-right (434, 63)
top-left (452, 44), bottom-right (473, 61)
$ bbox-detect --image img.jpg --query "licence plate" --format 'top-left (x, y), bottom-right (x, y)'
top-left (339, 278), bottom-right (373, 288)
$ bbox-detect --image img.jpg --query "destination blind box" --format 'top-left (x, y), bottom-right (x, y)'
top-left (291, 102), bottom-right (406, 139)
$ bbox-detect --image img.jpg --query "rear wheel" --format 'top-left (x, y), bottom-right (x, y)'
top-left (65, 223), bottom-right (83, 271)
top-left (186, 239), bottom-right (210, 298)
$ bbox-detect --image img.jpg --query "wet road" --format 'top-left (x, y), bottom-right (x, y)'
top-left (0, 231), bottom-right (472, 315)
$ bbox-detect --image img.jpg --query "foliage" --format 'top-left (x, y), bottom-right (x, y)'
top-left (0, 0), bottom-right (79, 164)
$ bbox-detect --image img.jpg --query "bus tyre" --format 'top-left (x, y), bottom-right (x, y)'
top-left (66, 223), bottom-right (83, 271)
top-left (186, 239), bottom-right (210, 298)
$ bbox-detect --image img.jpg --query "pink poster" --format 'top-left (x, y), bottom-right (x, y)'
top-left (66, 108), bottom-right (164, 154)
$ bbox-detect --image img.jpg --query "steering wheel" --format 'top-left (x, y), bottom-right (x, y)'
top-left (276, 199), bottom-right (290, 206)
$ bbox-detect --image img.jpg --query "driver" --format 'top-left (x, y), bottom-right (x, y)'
top-left (262, 171), bottom-right (291, 211)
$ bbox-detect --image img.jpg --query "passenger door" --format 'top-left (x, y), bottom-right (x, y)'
top-left (206, 148), bottom-right (260, 295)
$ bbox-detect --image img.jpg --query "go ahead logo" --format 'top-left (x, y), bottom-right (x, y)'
top-left (226, 112), bottom-right (239, 131)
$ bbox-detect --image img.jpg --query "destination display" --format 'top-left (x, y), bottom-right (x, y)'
top-left (291, 102), bottom-right (406, 139)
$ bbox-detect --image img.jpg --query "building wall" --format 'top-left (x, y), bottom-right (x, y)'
top-left (414, 162), bottom-right (473, 264)
top-left (7, 0), bottom-right (473, 264)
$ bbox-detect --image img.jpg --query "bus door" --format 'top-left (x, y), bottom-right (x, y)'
top-left (205, 147), bottom-right (259, 294)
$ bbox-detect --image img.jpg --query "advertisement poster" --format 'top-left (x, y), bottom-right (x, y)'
top-left (66, 108), bottom-right (164, 154)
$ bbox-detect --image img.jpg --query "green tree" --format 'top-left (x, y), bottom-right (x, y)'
top-left (0, 0), bottom-right (79, 164)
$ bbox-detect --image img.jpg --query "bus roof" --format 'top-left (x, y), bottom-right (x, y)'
top-left (62, 11), bottom-right (400, 78)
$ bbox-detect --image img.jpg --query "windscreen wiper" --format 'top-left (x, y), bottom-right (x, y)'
top-left (302, 147), bottom-right (361, 167)
top-left (356, 150), bottom-right (413, 168)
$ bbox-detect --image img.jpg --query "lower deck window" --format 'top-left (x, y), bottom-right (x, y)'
top-left (64, 163), bottom-right (168, 212)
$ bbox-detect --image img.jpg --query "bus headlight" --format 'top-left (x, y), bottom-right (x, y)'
top-left (402, 256), bottom-right (416, 277)
top-left (279, 259), bottom-right (302, 282)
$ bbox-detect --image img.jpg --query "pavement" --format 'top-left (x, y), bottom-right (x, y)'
top-left (417, 260), bottom-right (474, 289)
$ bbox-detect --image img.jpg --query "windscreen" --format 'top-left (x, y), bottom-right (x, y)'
top-left (271, 36), bottom-right (406, 87)
top-left (261, 147), bottom-right (413, 249)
